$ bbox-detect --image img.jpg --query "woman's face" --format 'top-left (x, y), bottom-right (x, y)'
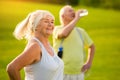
top-left (36, 15), bottom-right (54, 36)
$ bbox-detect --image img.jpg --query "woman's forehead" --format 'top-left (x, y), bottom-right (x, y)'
top-left (42, 15), bottom-right (54, 20)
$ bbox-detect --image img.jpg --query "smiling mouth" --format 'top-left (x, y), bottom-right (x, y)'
top-left (46, 29), bottom-right (53, 32)
top-left (47, 28), bottom-right (53, 30)
top-left (46, 29), bottom-right (53, 34)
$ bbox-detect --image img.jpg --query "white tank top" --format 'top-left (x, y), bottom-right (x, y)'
top-left (24, 37), bottom-right (64, 80)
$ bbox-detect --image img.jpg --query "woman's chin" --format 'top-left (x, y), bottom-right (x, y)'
top-left (46, 30), bottom-right (53, 35)
top-left (46, 32), bottom-right (52, 36)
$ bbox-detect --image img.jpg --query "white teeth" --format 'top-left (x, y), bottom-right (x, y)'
top-left (46, 30), bottom-right (52, 34)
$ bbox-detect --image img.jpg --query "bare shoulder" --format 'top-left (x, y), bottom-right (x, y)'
top-left (6, 39), bottom-right (42, 70)
top-left (22, 40), bottom-right (42, 64)
top-left (25, 39), bottom-right (41, 52)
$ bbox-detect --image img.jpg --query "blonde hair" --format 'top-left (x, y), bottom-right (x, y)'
top-left (59, 5), bottom-right (72, 24)
top-left (13, 10), bottom-right (54, 40)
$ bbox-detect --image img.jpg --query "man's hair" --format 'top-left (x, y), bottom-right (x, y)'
top-left (59, 5), bottom-right (72, 24)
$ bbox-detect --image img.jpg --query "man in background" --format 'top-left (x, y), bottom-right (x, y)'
top-left (53, 5), bottom-right (95, 80)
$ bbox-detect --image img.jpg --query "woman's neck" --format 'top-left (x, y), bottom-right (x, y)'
top-left (34, 34), bottom-right (49, 45)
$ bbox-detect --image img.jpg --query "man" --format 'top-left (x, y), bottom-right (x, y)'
top-left (53, 5), bottom-right (95, 80)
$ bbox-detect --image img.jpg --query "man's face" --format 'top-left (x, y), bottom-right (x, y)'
top-left (63, 6), bottom-right (75, 22)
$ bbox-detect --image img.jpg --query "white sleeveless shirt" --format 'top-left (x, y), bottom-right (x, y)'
top-left (24, 37), bottom-right (64, 80)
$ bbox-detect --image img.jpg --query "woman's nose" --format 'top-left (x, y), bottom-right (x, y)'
top-left (48, 22), bottom-right (53, 27)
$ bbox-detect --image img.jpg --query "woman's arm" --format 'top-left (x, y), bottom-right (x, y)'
top-left (6, 42), bottom-right (41, 80)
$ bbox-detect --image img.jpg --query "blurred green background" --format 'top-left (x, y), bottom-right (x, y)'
top-left (0, 0), bottom-right (120, 80)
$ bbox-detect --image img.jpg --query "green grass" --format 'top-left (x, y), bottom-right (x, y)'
top-left (0, 1), bottom-right (120, 80)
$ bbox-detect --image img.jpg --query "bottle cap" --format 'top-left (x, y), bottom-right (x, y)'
top-left (59, 47), bottom-right (63, 51)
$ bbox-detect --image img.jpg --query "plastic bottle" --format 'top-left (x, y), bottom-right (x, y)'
top-left (79, 9), bottom-right (88, 17)
top-left (58, 46), bottom-right (63, 58)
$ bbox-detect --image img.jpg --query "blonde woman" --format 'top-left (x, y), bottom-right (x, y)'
top-left (6, 10), bottom-right (64, 80)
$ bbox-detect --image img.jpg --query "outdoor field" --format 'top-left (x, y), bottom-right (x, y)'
top-left (0, 1), bottom-right (120, 80)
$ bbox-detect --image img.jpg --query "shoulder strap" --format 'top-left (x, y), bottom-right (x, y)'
top-left (59, 39), bottom-right (64, 47)
top-left (33, 37), bottom-right (42, 47)
top-left (76, 28), bottom-right (84, 47)
top-left (76, 28), bottom-right (86, 59)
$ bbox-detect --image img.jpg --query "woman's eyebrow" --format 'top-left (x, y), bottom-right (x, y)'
top-left (42, 18), bottom-right (54, 21)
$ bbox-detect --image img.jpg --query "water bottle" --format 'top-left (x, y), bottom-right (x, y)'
top-left (79, 9), bottom-right (88, 17)
top-left (58, 46), bottom-right (63, 58)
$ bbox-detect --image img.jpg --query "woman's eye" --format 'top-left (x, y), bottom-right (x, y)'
top-left (51, 21), bottom-right (54, 24)
top-left (44, 21), bottom-right (49, 23)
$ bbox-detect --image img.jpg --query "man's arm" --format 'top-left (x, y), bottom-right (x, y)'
top-left (58, 10), bottom-right (82, 39)
top-left (81, 44), bottom-right (95, 72)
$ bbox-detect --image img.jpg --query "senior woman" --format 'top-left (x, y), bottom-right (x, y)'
top-left (6, 10), bottom-right (64, 80)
